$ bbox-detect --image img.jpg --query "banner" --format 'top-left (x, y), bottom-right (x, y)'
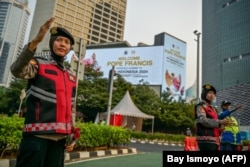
top-left (162, 34), bottom-right (186, 100)
top-left (81, 46), bottom-right (164, 85)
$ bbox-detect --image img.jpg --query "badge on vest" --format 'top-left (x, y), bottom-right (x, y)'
top-left (29, 59), bottom-right (38, 65)
top-left (201, 107), bottom-right (205, 113)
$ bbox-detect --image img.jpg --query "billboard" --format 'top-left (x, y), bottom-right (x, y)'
top-left (81, 46), bottom-right (164, 85)
top-left (162, 34), bottom-right (186, 100)
top-left (66, 33), bottom-right (186, 100)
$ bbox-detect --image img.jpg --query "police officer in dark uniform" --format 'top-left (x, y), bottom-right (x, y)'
top-left (195, 84), bottom-right (232, 151)
top-left (11, 17), bottom-right (79, 167)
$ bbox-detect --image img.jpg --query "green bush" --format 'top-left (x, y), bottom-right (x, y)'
top-left (75, 123), bottom-right (131, 150)
top-left (130, 131), bottom-right (185, 143)
top-left (130, 131), bottom-right (148, 140)
top-left (8, 115), bottom-right (250, 158)
top-left (0, 115), bottom-right (132, 157)
top-left (0, 114), bottom-right (24, 158)
top-left (0, 114), bottom-right (185, 154)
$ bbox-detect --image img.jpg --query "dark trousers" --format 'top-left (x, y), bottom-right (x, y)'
top-left (198, 142), bottom-right (218, 151)
top-left (220, 143), bottom-right (238, 151)
top-left (15, 135), bottom-right (66, 167)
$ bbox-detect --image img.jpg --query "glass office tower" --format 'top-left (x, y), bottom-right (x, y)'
top-left (29, 0), bottom-right (127, 53)
top-left (0, 0), bottom-right (30, 86)
top-left (202, 0), bottom-right (250, 90)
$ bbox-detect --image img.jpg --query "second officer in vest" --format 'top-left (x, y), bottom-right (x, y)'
top-left (195, 84), bottom-right (233, 151)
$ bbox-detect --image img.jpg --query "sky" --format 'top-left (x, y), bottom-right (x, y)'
top-left (27, 0), bottom-right (201, 88)
top-left (123, 0), bottom-right (202, 88)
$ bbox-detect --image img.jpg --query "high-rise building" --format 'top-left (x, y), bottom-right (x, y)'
top-left (202, 0), bottom-right (250, 91)
top-left (0, 0), bottom-right (30, 86)
top-left (29, 0), bottom-right (127, 53)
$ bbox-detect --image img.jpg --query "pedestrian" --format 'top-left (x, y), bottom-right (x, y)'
top-left (219, 100), bottom-right (242, 151)
top-left (11, 17), bottom-right (80, 167)
top-left (101, 119), bottom-right (106, 125)
top-left (195, 84), bottom-right (232, 151)
top-left (131, 123), bottom-right (136, 131)
top-left (186, 128), bottom-right (192, 136)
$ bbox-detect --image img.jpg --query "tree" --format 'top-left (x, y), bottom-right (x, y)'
top-left (0, 86), bottom-right (8, 114)
top-left (76, 78), bottom-right (109, 122)
top-left (0, 79), bottom-right (27, 115)
top-left (76, 71), bottom-right (133, 122)
top-left (153, 90), bottom-right (195, 133)
top-left (4, 70), bottom-right (196, 134)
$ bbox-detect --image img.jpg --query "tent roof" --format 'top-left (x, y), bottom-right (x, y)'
top-left (110, 91), bottom-right (154, 119)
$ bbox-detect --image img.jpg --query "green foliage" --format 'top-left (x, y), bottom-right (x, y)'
top-left (110, 125), bottom-right (131, 146)
top-left (0, 114), bottom-right (24, 158)
top-left (75, 122), bottom-right (131, 150)
top-left (130, 131), bottom-right (185, 143)
top-left (75, 71), bottom-right (196, 133)
top-left (5, 69), bottom-right (196, 134)
top-left (130, 131), bottom-right (148, 140)
top-left (151, 90), bottom-right (195, 133)
top-left (0, 87), bottom-right (8, 113)
top-left (76, 74), bottom-right (133, 122)
top-left (76, 78), bottom-right (110, 122)
top-left (0, 79), bottom-right (27, 116)
top-left (130, 83), bottom-right (161, 115)
top-left (0, 116), bottom-right (131, 157)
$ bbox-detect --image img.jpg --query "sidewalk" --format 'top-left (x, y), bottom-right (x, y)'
top-left (65, 147), bottom-right (137, 163)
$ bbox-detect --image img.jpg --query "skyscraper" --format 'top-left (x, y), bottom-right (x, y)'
top-left (202, 0), bottom-right (250, 91)
top-left (29, 0), bottom-right (127, 53)
top-left (0, 0), bottom-right (30, 86)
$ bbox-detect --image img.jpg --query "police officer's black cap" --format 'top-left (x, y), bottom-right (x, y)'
top-left (50, 27), bottom-right (74, 45)
top-left (221, 100), bottom-right (231, 106)
top-left (202, 84), bottom-right (216, 94)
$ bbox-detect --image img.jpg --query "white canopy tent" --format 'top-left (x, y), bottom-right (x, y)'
top-left (95, 91), bottom-right (154, 133)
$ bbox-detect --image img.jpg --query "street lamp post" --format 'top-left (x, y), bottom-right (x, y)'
top-left (106, 66), bottom-right (115, 125)
top-left (194, 30), bottom-right (201, 103)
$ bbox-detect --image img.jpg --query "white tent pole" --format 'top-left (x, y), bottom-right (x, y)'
top-left (94, 112), bottom-right (100, 124)
top-left (152, 118), bottom-right (154, 134)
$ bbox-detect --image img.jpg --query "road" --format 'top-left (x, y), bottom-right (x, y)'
top-left (66, 141), bottom-right (184, 167)
top-left (66, 153), bottom-right (161, 167)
